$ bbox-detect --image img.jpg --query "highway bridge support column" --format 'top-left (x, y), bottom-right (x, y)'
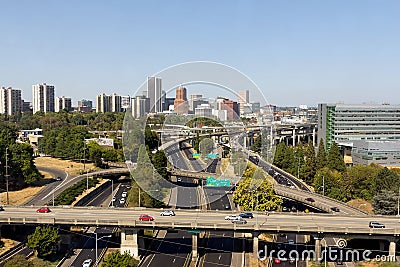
top-left (253, 232), bottom-right (259, 259)
top-left (192, 233), bottom-right (198, 261)
top-left (120, 228), bottom-right (139, 258)
top-left (314, 237), bottom-right (322, 262)
top-left (389, 239), bottom-right (396, 261)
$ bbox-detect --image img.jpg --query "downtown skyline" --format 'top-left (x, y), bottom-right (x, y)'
top-left (1, 1), bottom-right (400, 106)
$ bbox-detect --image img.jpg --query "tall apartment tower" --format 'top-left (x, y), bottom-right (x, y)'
top-left (147, 77), bottom-right (162, 113)
top-left (33, 83), bottom-right (55, 114)
top-left (111, 93), bottom-right (122, 112)
top-left (238, 90), bottom-right (249, 115)
top-left (55, 96), bottom-right (72, 112)
top-left (0, 87), bottom-right (22, 115)
top-left (190, 94), bottom-right (202, 111)
top-left (132, 95), bottom-right (150, 118)
top-left (78, 99), bottom-right (93, 113)
top-left (174, 87), bottom-right (189, 114)
top-left (96, 93), bottom-right (111, 113)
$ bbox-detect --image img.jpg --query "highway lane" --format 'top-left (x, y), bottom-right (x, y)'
top-left (199, 187), bottom-right (233, 267)
top-left (140, 177), bottom-right (200, 267)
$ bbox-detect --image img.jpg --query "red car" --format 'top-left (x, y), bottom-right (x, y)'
top-left (274, 258), bottom-right (281, 264)
top-left (139, 214), bottom-right (154, 221)
top-left (36, 207), bottom-right (51, 213)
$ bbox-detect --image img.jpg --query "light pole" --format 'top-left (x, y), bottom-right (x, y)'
top-left (297, 157), bottom-right (300, 179)
top-left (111, 179), bottom-right (114, 207)
top-left (95, 233), bottom-right (111, 267)
top-left (5, 148), bottom-right (10, 205)
top-left (397, 186), bottom-right (400, 216)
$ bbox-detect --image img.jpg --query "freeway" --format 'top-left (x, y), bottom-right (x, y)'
top-left (1, 207), bottom-right (398, 236)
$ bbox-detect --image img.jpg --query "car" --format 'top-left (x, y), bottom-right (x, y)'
top-left (369, 221), bottom-right (385, 228)
top-left (112, 197), bottom-right (116, 202)
top-left (36, 207), bottom-right (50, 213)
top-left (139, 214), bottom-right (154, 221)
top-left (225, 215), bottom-right (240, 220)
top-left (231, 217), bottom-right (247, 224)
top-left (274, 258), bottom-right (281, 264)
top-left (224, 203), bottom-right (230, 210)
top-left (119, 198), bottom-right (125, 204)
top-left (160, 210), bottom-right (175, 216)
top-left (288, 239), bottom-right (295, 245)
top-left (331, 207), bottom-right (340, 212)
top-left (177, 177), bottom-right (182, 182)
top-left (239, 212), bottom-right (254, 219)
top-left (55, 176), bottom-right (62, 181)
top-left (282, 207), bottom-right (288, 212)
top-left (82, 259), bottom-right (93, 267)
top-left (289, 258), bottom-right (296, 264)
top-left (305, 197), bottom-right (315, 203)
top-left (121, 192), bottom-right (127, 198)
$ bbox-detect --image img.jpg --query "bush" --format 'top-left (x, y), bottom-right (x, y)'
top-left (53, 177), bottom-right (99, 205)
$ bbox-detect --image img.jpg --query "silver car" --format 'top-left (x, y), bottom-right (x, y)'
top-left (232, 217), bottom-right (247, 224)
top-left (160, 210), bottom-right (175, 216)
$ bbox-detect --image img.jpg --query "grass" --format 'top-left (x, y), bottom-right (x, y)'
top-left (0, 187), bottom-right (45, 206)
top-left (35, 156), bottom-right (97, 176)
top-left (0, 238), bottom-right (16, 256)
top-left (347, 199), bottom-right (374, 214)
top-left (70, 178), bottom-right (107, 206)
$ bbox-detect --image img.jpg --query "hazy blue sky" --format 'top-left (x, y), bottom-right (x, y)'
top-left (1, 1), bottom-right (399, 106)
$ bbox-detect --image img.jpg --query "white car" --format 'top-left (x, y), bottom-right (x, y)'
top-left (82, 259), bottom-right (93, 267)
top-left (225, 215), bottom-right (240, 220)
top-left (119, 198), bottom-right (125, 204)
top-left (160, 210), bottom-right (175, 216)
top-left (121, 192), bottom-right (127, 198)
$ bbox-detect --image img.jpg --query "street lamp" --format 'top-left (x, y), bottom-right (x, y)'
top-left (95, 233), bottom-right (111, 267)
top-left (5, 148), bottom-right (10, 205)
top-left (397, 186), bottom-right (400, 216)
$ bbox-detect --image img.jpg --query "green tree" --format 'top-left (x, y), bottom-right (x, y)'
top-left (251, 135), bottom-right (262, 153)
top-left (315, 139), bottom-right (326, 170)
top-left (152, 150), bottom-right (169, 180)
top-left (27, 226), bottom-right (60, 258)
top-left (374, 167), bottom-right (400, 194)
top-left (273, 142), bottom-right (286, 168)
top-left (87, 141), bottom-right (104, 167)
top-left (372, 189), bottom-right (397, 215)
top-left (4, 255), bottom-right (33, 267)
top-left (281, 146), bottom-right (295, 174)
top-left (314, 168), bottom-right (346, 201)
top-left (326, 142), bottom-right (346, 173)
top-left (303, 142), bottom-right (316, 184)
top-left (145, 126), bottom-right (159, 151)
top-left (343, 164), bottom-right (381, 201)
top-left (102, 251), bottom-right (139, 267)
top-left (199, 138), bottom-right (214, 156)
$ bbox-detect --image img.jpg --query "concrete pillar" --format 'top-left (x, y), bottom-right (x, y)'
top-left (312, 127), bottom-right (316, 147)
top-left (120, 228), bottom-right (139, 258)
top-left (253, 233), bottom-right (259, 258)
top-left (314, 238), bottom-right (322, 262)
top-left (192, 233), bottom-right (198, 261)
top-left (389, 241), bottom-right (396, 261)
top-left (379, 240), bottom-right (385, 251)
top-left (292, 128), bottom-right (296, 146)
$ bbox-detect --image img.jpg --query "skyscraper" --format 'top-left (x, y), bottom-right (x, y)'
top-left (174, 87), bottom-right (188, 114)
top-left (111, 93), bottom-right (122, 112)
top-left (96, 93), bottom-right (111, 113)
top-left (55, 96), bottom-right (72, 112)
top-left (147, 77), bottom-right (162, 113)
top-left (0, 87), bottom-right (22, 115)
top-left (33, 83), bottom-right (55, 114)
top-left (238, 90), bottom-right (249, 115)
top-left (132, 95), bottom-right (150, 118)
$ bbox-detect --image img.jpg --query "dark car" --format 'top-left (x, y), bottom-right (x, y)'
top-left (331, 207), bottom-right (340, 212)
top-left (239, 212), bottom-right (254, 218)
top-left (36, 207), bottom-right (51, 213)
top-left (0, 206), bottom-right (4, 211)
top-left (305, 197), bottom-right (315, 202)
top-left (369, 221), bottom-right (385, 228)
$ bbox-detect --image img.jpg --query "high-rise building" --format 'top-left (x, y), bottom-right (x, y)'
top-left (111, 93), bottom-right (122, 112)
top-left (174, 87), bottom-right (188, 114)
top-left (33, 83), bottom-right (55, 114)
top-left (0, 87), bottom-right (22, 115)
top-left (132, 95), bottom-right (150, 118)
top-left (217, 97), bottom-right (239, 120)
top-left (21, 100), bottom-right (32, 113)
top-left (78, 99), bottom-right (93, 113)
top-left (121, 96), bottom-right (131, 110)
top-left (238, 90), bottom-right (249, 105)
top-left (147, 77), bottom-right (162, 113)
top-left (96, 93), bottom-right (111, 113)
top-left (318, 103), bottom-right (400, 150)
top-left (190, 94), bottom-right (203, 111)
top-left (55, 96), bottom-right (72, 112)
top-left (195, 104), bottom-right (213, 118)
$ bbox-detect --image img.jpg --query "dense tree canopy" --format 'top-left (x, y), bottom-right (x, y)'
top-left (102, 251), bottom-right (139, 267)
top-left (27, 226), bottom-right (60, 258)
top-left (326, 142), bottom-right (346, 173)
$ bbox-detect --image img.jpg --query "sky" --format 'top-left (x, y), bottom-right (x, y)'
top-left (1, 0), bottom-right (400, 107)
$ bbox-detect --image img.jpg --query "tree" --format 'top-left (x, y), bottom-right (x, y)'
top-left (303, 142), bottom-right (316, 184)
top-left (343, 164), bottom-right (381, 201)
top-left (199, 138), bottom-right (214, 156)
top-left (152, 150), bottom-right (169, 180)
top-left (87, 141), bottom-right (104, 167)
top-left (27, 226), bottom-right (60, 258)
top-left (372, 189), bottom-right (397, 215)
top-left (315, 139), bottom-right (326, 170)
top-left (5, 255), bottom-right (33, 267)
top-left (314, 168), bottom-right (346, 201)
top-left (281, 146), bottom-right (295, 174)
top-left (326, 142), bottom-right (346, 173)
top-left (374, 167), bottom-right (400, 194)
top-left (273, 142), bottom-right (286, 168)
top-left (251, 135), bottom-right (262, 153)
top-left (102, 251), bottom-right (139, 267)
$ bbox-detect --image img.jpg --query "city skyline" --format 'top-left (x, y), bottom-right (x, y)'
top-left (1, 1), bottom-right (400, 106)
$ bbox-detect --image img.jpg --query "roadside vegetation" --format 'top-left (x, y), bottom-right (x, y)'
top-left (102, 251), bottom-right (139, 267)
top-left (53, 177), bottom-right (99, 205)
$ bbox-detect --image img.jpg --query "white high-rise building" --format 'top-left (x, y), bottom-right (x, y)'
top-left (111, 93), bottom-right (122, 112)
top-left (147, 77), bottom-right (162, 113)
top-left (0, 87), bottom-right (22, 115)
top-left (33, 83), bottom-right (55, 114)
top-left (132, 95), bottom-right (150, 118)
top-left (55, 96), bottom-right (72, 112)
top-left (121, 96), bottom-right (131, 110)
top-left (238, 90), bottom-right (249, 104)
top-left (96, 93), bottom-right (111, 113)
